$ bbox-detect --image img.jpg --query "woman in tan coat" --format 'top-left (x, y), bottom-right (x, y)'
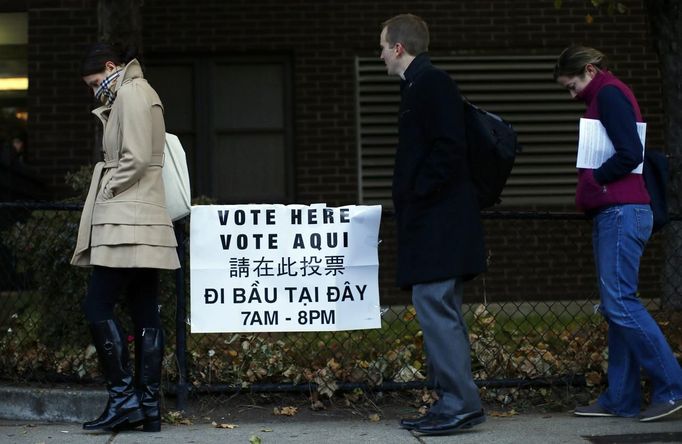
top-left (72, 43), bottom-right (179, 433)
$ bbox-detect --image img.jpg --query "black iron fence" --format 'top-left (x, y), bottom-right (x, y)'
top-left (1, 202), bottom-right (681, 410)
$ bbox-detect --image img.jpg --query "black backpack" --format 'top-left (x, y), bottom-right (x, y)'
top-left (463, 99), bottom-right (522, 209)
top-left (642, 149), bottom-right (670, 233)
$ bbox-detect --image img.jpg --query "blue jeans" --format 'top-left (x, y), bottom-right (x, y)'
top-left (593, 204), bottom-right (682, 416)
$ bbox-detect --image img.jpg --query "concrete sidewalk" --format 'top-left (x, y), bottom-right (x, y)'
top-left (1, 385), bottom-right (682, 444)
top-left (2, 415), bottom-right (682, 444)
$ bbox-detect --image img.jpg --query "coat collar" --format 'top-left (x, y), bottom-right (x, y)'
top-left (91, 58), bottom-right (144, 118)
top-left (402, 52), bottom-right (432, 85)
top-left (112, 58), bottom-right (143, 94)
top-left (576, 70), bottom-right (615, 105)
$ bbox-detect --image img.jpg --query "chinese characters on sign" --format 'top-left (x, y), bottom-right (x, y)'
top-left (190, 204), bottom-right (382, 333)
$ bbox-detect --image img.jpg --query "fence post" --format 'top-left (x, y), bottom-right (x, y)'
top-left (174, 220), bottom-right (189, 410)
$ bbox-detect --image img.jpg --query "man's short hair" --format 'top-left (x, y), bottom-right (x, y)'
top-left (382, 14), bottom-right (429, 56)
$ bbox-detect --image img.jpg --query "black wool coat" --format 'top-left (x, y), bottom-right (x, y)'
top-left (392, 53), bottom-right (486, 289)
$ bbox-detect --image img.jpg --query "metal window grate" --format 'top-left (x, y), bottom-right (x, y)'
top-left (356, 55), bottom-right (585, 208)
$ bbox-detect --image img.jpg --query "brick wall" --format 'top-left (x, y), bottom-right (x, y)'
top-left (13, 0), bottom-right (666, 304)
top-left (139, 0), bottom-right (661, 206)
top-left (23, 0), bottom-right (97, 192)
top-left (15, 0), bottom-right (662, 201)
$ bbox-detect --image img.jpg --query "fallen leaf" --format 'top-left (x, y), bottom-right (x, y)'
top-left (164, 410), bottom-right (192, 425)
top-left (489, 409), bottom-right (518, 417)
top-left (402, 306), bottom-right (417, 321)
top-left (369, 413), bottom-right (381, 422)
top-left (585, 371), bottom-right (602, 387)
top-left (273, 406), bottom-right (298, 416)
top-left (212, 422), bottom-right (239, 429)
top-left (249, 436), bottom-right (262, 444)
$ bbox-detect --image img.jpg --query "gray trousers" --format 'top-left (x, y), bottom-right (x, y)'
top-left (412, 278), bottom-right (481, 415)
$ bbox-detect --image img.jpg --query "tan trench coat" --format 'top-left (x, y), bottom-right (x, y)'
top-left (71, 59), bottom-right (180, 270)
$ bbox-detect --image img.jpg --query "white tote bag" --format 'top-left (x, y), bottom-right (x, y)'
top-left (162, 133), bottom-right (191, 221)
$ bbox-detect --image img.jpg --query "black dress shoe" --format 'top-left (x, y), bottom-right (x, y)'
top-left (414, 409), bottom-right (486, 435)
top-left (399, 412), bottom-right (438, 430)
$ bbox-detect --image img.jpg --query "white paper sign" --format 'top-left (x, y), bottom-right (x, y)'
top-left (577, 118), bottom-right (646, 173)
top-left (190, 204), bottom-right (382, 333)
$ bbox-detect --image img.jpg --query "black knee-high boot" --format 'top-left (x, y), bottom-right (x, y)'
top-left (136, 327), bottom-right (164, 432)
top-left (83, 320), bottom-right (144, 431)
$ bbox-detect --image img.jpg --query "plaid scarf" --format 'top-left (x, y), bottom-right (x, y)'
top-left (94, 69), bottom-right (122, 106)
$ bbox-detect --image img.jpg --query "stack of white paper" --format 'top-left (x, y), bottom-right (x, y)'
top-left (577, 118), bottom-right (646, 174)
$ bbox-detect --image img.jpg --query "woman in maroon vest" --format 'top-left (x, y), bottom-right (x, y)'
top-left (554, 46), bottom-right (682, 422)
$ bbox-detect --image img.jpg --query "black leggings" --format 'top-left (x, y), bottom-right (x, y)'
top-left (82, 266), bottom-right (161, 330)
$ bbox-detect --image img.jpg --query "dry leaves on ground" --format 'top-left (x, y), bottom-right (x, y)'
top-left (273, 406), bottom-right (298, 416)
top-left (163, 410), bottom-right (192, 425)
top-left (489, 409), bottom-right (518, 417)
top-left (212, 422), bottom-right (239, 429)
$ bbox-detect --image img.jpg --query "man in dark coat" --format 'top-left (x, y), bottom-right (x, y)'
top-left (380, 14), bottom-right (487, 435)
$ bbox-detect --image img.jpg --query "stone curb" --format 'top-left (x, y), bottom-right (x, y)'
top-left (0, 385), bottom-right (107, 423)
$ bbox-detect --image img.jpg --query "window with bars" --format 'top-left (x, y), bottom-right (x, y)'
top-left (355, 55), bottom-right (585, 208)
